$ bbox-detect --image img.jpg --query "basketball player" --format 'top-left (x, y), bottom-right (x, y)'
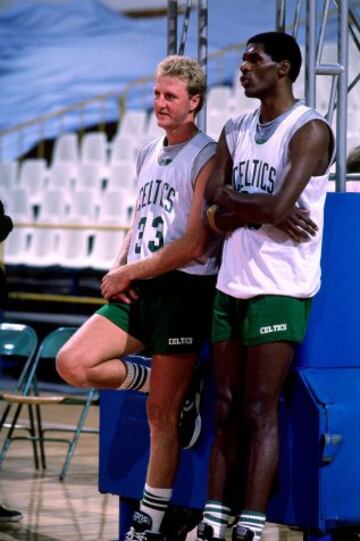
top-left (196, 32), bottom-right (334, 541)
top-left (56, 55), bottom-right (218, 540)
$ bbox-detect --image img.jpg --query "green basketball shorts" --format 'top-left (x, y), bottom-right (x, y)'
top-left (212, 290), bottom-right (312, 346)
top-left (97, 270), bottom-right (216, 355)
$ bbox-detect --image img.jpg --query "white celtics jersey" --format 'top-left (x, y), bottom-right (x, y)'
top-left (217, 104), bottom-right (334, 299)
top-left (128, 131), bottom-right (218, 275)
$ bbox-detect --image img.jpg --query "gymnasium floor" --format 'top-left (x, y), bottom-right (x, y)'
top-left (0, 404), bottom-right (302, 541)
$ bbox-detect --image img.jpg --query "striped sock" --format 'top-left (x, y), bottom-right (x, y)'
top-left (235, 510), bottom-right (266, 540)
top-left (140, 484), bottom-right (173, 533)
top-left (118, 361), bottom-right (150, 392)
top-left (203, 500), bottom-right (231, 539)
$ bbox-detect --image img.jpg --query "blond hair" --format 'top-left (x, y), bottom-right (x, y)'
top-left (155, 55), bottom-right (206, 114)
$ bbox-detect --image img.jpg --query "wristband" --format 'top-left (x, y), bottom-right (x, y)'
top-left (207, 204), bottom-right (223, 234)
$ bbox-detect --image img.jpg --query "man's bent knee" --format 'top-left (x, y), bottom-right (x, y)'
top-left (56, 346), bottom-right (90, 388)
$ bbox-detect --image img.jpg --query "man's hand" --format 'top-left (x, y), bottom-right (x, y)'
top-left (101, 267), bottom-right (139, 304)
top-left (279, 208), bottom-right (318, 242)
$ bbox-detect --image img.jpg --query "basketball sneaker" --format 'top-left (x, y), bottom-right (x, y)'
top-left (0, 504), bottom-right (23, 522)
top-left (232, 524), bottom-right (255, 541)
top-left (125, 510), bottom-right (164, 541)
top-left (196, 521), bottom-right (225, 541)
top-left (179, 370), bottom-right (203, 449)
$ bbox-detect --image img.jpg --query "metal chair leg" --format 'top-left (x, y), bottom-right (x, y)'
top-left (35, 403), bottom-right (47, 469)
top-left (59, 390), bottom-right (96, 481)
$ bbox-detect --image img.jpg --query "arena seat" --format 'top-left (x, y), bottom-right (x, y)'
top-left (3, 226), bottom-right (29, 266)
top-left (52, 132), bottom-right (80, 165)
top-left (18, 159), bottom-right (47, 205)
top-left (144, 111), bottom-right (163, 141)
top-left (25, 219), bottom-right (58, 267)
top-left (106, 161), bottom-right (137, 193)
top-left (88, 221), bottom-right (125, 271)
top-left (6, 188), bottom-right (34, 222)
top-left (0, 160), bottom-right (19, 190)
top-left (55, 221), bottom-right (91, 269)
top-left (67, 190), bottom-right (97, 225)
top-left (207, 85), bottom-right (233, 114)
top-left (74, 162), bottom-right (104, 193)
top-left (47, 162), bottom-right (76, 193)
top-left (110, 134), bottom-right (139, 163)
top-left (37, 189), bottom-right (67, 222)
top-left (116, 109), bottom-right (147, 141)
top-left (80, 132), bottom-right (108, 165)
top-left (98, 189), bottom-right (131, 226)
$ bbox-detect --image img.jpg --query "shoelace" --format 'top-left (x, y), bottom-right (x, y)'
top-left (125, 528), bottom-right (149, 541)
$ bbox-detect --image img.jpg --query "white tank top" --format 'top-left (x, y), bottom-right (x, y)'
top-left (128, 131), bottom-right (218, 275)
top-left (217, 104), bottom-right (334, 299)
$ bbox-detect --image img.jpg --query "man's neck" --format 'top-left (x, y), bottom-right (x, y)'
top-left (259, 91), bottom-right (296, 123)
top-left (165, 122), bottom-right (198, 146)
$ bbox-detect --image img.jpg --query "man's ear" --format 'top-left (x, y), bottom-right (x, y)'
top-left (278, 59), bottom-right (291, 78)
top-left (189, 94), bottom-right (200, 112)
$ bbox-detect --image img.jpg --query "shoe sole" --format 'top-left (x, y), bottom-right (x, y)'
top-left (182, 413), bottom-right (201, 449)
top-left (0, 516), bottom-right (22, 522)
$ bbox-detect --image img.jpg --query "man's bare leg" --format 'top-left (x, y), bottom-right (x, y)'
top-left (137, 353), bottom-right (197, 533)
top-left (56, 313), bottom-right (144, 388)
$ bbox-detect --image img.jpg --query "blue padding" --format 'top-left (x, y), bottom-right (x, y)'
top-left (296, 193), bottom-right (360, 368)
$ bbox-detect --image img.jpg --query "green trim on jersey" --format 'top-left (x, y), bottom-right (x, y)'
top-left (212, 291), bottom-right (312, 346)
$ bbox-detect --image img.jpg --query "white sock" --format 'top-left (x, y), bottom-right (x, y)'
top-left (118, 360), bottom-right (150, 393)
top-left (140, 484), bottom-right (173, 532)
top-left (203, 500), bottom-right (231, 539)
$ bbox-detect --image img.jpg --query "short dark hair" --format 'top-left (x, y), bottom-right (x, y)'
top-left (246, 31), bottom-right (302, 82)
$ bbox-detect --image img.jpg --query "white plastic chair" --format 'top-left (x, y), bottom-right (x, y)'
top-left (207, 85), bottom-right (233, 114)
top-left (55, 218), bottom-right (91, 269)
top-left (98, 189), bottom-right (130, 227)
top-left (0, 161), bottom-right (19, 190)
top-left (6, 188), bottom-right (33, 222)
top-left (19, 159), bottom-right (47, 205)
top-left (88, 221), bottom-right (125, 271)
top-left (144, 111), bottom-right (164, 141)
top-left (67, 190), bottom-right (97, 225)
top-left (3, 226), bottom-right (29, 265)
top-left (37, 190), bottom-right (67, 223)
top-left (25, 220), bottom-right (58, 267)
top-left (106, 161), bottom-right (137, 193)
top-left (47, 163), bottom-right (75, 193)
top-left (110, 135), bottom-right (139, 163)
top-left (117, 109), bottom-right (148, 140)
top-left (81, 132), bottom-right (108, 165)
top-left (74, 163), bottom-right (103, 193)
top-left (52, 133), bottom-right (80, 164)
top-left (207, 110), bottom-right (228, 141)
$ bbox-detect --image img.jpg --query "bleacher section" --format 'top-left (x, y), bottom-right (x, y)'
top-left (1, 48), bottom-right (360, 319)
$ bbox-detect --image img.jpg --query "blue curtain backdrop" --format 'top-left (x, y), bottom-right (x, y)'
top-left (0, 0), bottom-right (342, 159)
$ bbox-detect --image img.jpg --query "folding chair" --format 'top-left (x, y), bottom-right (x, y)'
top-left (0, 323), bottom-right (41, 467)
top-left (0, 326), bottom-right (99, 480)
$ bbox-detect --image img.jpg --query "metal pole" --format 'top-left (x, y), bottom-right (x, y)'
top-left (197, 0), bottom-right (208, 133)
top-left (275, 0), bottom-right (286, 32)
top-left (178, 0), bottom-right (192, 56)
top-left (167, 1), bottom-right (178, 55)
top-left (336, 0), bottom-right (349, 192)
top-left (305, 0), bottom-right (316, 108)
top-left (292, 0), bottom-right (302, 39)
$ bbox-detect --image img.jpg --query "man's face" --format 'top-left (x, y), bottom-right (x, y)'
top-left (153, 75), bottom-right (199, 131)
top-left (239, 42), bottom-right (280, 99)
